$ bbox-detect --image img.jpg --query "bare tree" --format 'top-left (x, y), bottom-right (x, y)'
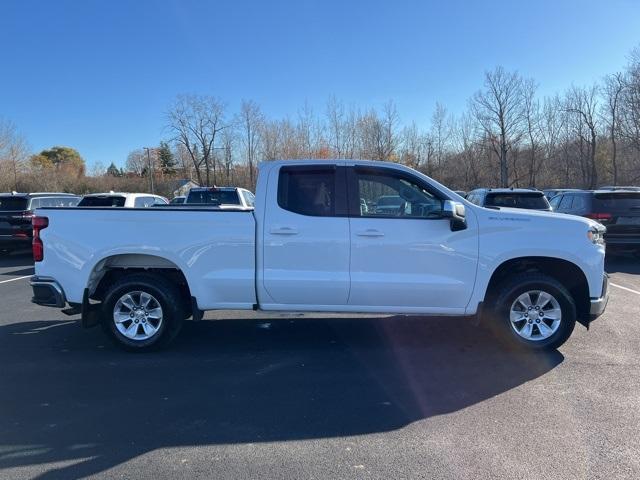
top-left (326, 96), bottom-right (346, 158)
top-left (430, 102), bottom-right (451, 170)
top-left (219, 127), bottom-right (236, 185)
top-left (620, 48), bottom-right (640, 160)
top-left (472, 67), bottom-right (526, 187)
top-left (238, 100), bottom-right (262, 184)
top-left (539, 95), bottom-right (566, 186)
top-left (125, 149), bottom-right (147, 176)
top-left (400, 122), bottom-right (428, 170)
top-left (166, 94), bottom-right (226, 186)
top-left (0, 120), bottom-right (30, 191)
top-left (566, 85), bottom-right (599, 188)
top-left (601, 72), bottom-right (626, 184)
top-left (522, 79), bottom-right (542, 186)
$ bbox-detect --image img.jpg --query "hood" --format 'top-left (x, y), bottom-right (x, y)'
top-left (474, 205), bottom-right (604, 231)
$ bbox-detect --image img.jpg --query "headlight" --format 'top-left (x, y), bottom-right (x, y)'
top-left (587, 227), bottom-right (605, 245)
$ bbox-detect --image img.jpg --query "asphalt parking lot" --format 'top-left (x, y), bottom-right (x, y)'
top-left (0, 251), bottom-right (639, 480)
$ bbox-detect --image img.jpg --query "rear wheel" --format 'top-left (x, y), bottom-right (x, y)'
top-left (100, 273), bottom-right (184, 351)
top-left (490, 273), bottom-right (576, 350)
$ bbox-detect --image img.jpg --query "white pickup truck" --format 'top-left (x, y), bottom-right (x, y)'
top-left (30, 160), bottom-right (609, 351)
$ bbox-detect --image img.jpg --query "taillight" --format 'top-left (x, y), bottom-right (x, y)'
top-left (32, 216), bottom-right (48, 262)
top-left (585, 213), bottom-right (612, 222)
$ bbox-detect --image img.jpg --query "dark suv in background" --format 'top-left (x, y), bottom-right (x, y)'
top-left (550, 190), bottom-right (640, 252)
top-left (0, 193), bottom-right (79, 253)
top-left (466, 188), bottom-right (552, 211)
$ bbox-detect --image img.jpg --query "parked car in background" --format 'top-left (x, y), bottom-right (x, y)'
top-left (185, 187), bottom-right (255, 208)
top-left (543, 188), bottom-right (582, 200)
top-left (453, 190), bottom-right (466, 197)
top-left (169, 196), bottom-right (186, 204)
top-left (550, 190), bottom-right (640, 252)
top-left (374, 195), bottom-right (405, 215)
top-left (77, 193), bottom-right (168, 208)
top-left (466, 188), bottom-right (552, 211)
top-left (0, 192), bottom-right (79, 253)
top-left (598, 186), bottom-right (640, 192)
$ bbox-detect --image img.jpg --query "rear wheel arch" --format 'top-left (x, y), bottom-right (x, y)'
top-left (88, 254), bottom-right (194, 317)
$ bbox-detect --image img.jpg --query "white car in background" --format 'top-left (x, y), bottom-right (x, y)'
top-left (77, 192), bottom-right (168, 208)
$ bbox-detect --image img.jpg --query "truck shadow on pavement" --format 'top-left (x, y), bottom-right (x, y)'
top-left (0, 315), bottom-right (563, 479)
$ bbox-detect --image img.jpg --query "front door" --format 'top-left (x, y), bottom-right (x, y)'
top-left (347, 166), bottom-right (478, 312)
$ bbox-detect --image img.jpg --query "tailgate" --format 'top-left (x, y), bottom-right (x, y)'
top-left (594, 192), bottom-right (640, 235)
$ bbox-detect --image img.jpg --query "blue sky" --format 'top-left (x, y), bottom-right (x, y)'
top-left (1, 0), bottom-right (639, 168)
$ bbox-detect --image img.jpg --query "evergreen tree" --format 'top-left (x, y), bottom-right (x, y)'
top-left (158, 141), bottom-right (176, 175)
top-left (106, 162), bottom-right (122, 177)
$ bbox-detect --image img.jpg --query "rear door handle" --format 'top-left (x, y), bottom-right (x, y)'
top-left (356, 229), bottom-right (384, 237)
top-left (270, 226), bottom-right (299, 235)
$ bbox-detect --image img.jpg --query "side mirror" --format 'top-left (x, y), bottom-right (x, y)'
top-left (442, 200), bottom-right (467, 231)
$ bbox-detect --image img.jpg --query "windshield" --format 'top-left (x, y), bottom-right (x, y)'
top-left (78, 196), bottom-right (126, 207)
top-left (0, 197), bottom-right (28, 211)
top-left (486, 193), bottom-right (550, 210)
top-left (186, 190), bottom-right (241, 205)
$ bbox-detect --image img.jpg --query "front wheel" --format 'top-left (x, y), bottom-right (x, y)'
top-left (100, 273), bottom-right (184, 351)
top-left (491, 273), bottom-right (576, 350)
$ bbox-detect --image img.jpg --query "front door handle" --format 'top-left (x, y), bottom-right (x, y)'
top-left (356, 229), bottom-right (384, 237)
top-left (270, 226), bottom-right (299, 235)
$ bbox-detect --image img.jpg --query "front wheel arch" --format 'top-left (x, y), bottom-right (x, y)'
top-left (483, 256), bottom-right (590, 323)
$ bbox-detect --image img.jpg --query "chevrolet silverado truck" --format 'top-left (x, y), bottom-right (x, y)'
top-left (29, 160), bottom-right (609, 351)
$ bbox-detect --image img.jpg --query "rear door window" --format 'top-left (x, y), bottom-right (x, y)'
top-left (549, 195), bottom-right (562, 210)
top-left (559, 195), bottom-right (573, 210)
top-left (571, 195), bottom-right (588, 212)
top-left (278, 166), bottom-right (340, 217)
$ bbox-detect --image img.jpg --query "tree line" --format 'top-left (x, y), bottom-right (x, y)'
top-left (1, 44), bottom-right (640, 196)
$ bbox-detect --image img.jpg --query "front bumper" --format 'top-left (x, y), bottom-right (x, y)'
top-left (30, 276), bottom-right (66, 308)
top-left (589, 273), bottom-right (609, 320)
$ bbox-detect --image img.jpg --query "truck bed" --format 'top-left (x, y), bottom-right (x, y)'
top-left (35, 207), bottom-right (257, 310)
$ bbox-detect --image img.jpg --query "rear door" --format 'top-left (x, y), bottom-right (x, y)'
top-left (261, 164), bottom-right (351, 307)
top-left (346, 165), bottom-right (478, 312)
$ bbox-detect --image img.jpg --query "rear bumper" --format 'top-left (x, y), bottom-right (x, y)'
top-left (30, 276), bottom-right (66, 308)
top-left (589, 273), bottom-right (609, 320)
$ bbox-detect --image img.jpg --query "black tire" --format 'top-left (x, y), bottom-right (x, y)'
top-left (489, 273), bottom-right (576, 351)
top-left (100, 273), bottom-right (184, 351)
